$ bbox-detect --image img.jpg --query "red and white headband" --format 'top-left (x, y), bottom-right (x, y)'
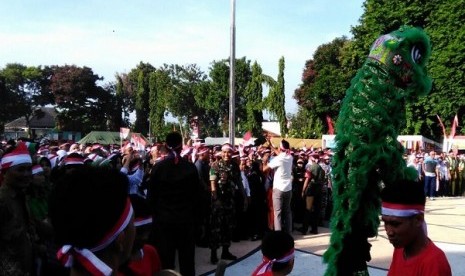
top-left (381, 202), bottom-right (425, 217)
top-left (221, 143), bottom-right (233, 152)
top-left (254, 248), bottom-right (295, 275)
top-left (181, 147), bottom-right (193, 157)
top-left (32, 165), bottom-right (44, 175)
top-left (1, 142), bottom-right (32, 170)
top-left (279, 141), bottom-right (291, 155)
top-left (134, 216), bottom-right (153, 227)
top-left (64, 156), bottom-right (84, 166)
top-left (197, 148), bottom-right (209, 155)
top-left (57, 198), bottom-right (134, 276)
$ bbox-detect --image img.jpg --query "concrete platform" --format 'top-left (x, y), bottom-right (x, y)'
top-left (193, 196), bottom-right (465, 275)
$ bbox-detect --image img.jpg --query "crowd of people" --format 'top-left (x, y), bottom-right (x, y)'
top-left (406, 150), bottom-right (465, 199)
top-left (0, 134), bottom-right (457, 275)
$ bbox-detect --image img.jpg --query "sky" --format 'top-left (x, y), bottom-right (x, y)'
top-left (0, 0), bottom-right (364, 115)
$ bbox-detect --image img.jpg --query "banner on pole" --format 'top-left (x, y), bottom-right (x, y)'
top-left (120, 127), bottom-right (130, 139)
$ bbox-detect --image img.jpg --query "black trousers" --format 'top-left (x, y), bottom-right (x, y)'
top-left (152, 222), bottom-right (196, 276)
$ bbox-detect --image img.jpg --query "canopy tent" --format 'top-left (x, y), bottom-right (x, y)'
top-left (77, 131), bottom-right (148, 146)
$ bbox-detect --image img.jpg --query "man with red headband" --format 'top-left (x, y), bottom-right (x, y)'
top-left (381, 179), bottom-right (451, 275)
top-left (50, 165), bottom-right (135, 276)
top-left (251, 230), bottom-right (295, 276)
top-left (0, 142), bottom-right (36, 275)
top-left (209, 142), bottom-right (245, 264)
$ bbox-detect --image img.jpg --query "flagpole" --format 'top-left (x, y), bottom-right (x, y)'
top-left (229, 0), bottom-right (236, 146)
top-left (119, 128), bottom-right (122, 150)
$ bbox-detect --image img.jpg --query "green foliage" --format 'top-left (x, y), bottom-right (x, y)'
top-left (234, 57), bottom-right (253, 128)
top-left (425, 0), bottom-right (465, 136)
top-left (115, 74), bottom-right (133, 127)
top-left (149, 70), bottom-right (168, 141)
top-left (206, 57), bottom-right (252, 136)
top-left (0, 76), bottom-right (14, 130)
top-left (243, 61), bottom-right (264, 137)
top-left (266, 57), bottom-right (287, 135)
top-left (0, 63), bottom-right (52, 137)
top-left (129, 62), bottom-right (155, 135)
top-left (288, 108), bottom-right (323, 139)
top-left (160, 63), bottom-right (224, 138)
top-left (207, 59), bottom-right (231, 136)
top-left (347, 0), bottom-right (464, 140)
top-left (48, 65), bottom-right (112, 133)
top-left (293, 0), bottom-right (465, 141)
top-left (294, 38), bottom-right (351, 134)
top-left (100, 82), bottom-right (121, 131)
top-left (350, 0), bottom-right (435, 69)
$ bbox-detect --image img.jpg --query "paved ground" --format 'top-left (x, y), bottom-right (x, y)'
top-left (193, 196), bottom-right (465, 275)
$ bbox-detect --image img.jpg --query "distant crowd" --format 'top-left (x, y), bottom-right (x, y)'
top-left (406, 149), bottom-right (465, 198)
top-left (0, 136), bottom-right (459, 275)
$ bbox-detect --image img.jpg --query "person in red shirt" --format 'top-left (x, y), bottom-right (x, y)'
top-left (381, 179), bottom-right (451, 276)
top-left (251, 231), bottom-right (294, 276)
top-left (119, 195), bottom-right (161, 276)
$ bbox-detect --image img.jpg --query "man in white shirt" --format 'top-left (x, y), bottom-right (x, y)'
top-left (263, 139), bottom-right (294, 233)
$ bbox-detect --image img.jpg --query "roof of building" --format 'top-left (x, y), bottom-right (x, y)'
top-left (5, 107), bottom-right (56, 129)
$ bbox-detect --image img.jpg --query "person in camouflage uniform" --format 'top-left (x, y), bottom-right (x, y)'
top-left (209, 143), bottom-right (245, 264)
top-left (318, 154), bottom-right (332, 224)
top-left (0, 142), bottom-right (37, 276)
top-left (300, 152), bottom-right (326, 235)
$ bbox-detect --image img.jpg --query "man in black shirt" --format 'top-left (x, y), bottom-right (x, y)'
top-left (147, 132), bottom-right (201, 276)
top-left (194, 146), bottom-right (211, 247)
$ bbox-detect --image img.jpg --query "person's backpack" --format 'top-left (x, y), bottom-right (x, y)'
top-left (310, 163), bottom-right (326, 184)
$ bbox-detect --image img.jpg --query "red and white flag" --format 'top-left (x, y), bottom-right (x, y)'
top-left (436, 115), bottom-right (447, 138)
top-left (190, 116), bottom-right (200, 139)
top-left (326, 115), bottom-right (335, 135)
top-left (131, 134), bottom-right (147, 151)
top-left (120, 127), bottom-right (130, 139)
top-left (243, 131), bottom-right (253, 146)
top-left (450, 114), bottom-right (459, 139)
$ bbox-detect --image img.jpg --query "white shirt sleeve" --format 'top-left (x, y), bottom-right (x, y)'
top-left (268, 155), bottom-right (280, 169)
top-left (120, 167), bottom-right (129, 174)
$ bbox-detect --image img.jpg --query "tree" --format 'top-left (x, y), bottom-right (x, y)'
top-left (206, 57), bottom-right (252, 137)
top-left (293, 38), bottom-right (351, 136)
top-left (233, 57), bottom-right (253, 135)
top-left (206, 60), bottom-right (230, 136)
top-left (347, 0), bottom-right (461, 140)
top-left (425, 0), bottom-right (465, 136)
top-left (163, 71), bottom-right (224, 138)
top-left (0, 63), bottom-right (52, 138)
top-left (193, 80), bottom-right (222, 137)
top-left (149, 70), bottom-right (168, 141)
top-left (349, 0), bottom-right (436, 70)
top-left (114, 74), bottom-right (133, 128)
top-left (128, 62), bottom-right (156, 135)
top-left (266, 57), bottom-right (287, 136)
top-left (101, 81), bottom-right (122, 131)
top-left (49, 65), bottom-right (110, 133)
top-left (293, 0), bottom-right (465, 141)
top-left (288, 107), bottom-right (323, 139)
top-left (0, 76), bottom-right (15, 132)
top-left (243, 61), bottom-right (264, 137)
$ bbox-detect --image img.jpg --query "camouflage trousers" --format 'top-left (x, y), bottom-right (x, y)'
top-left (209, 201), bottom-right (236, 249)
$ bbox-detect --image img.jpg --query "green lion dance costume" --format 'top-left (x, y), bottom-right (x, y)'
top-left (323, 26), bottom-right (431, 275)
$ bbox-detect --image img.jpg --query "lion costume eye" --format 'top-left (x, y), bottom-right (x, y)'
top-left (411, 45), bottom-right (422, 63)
